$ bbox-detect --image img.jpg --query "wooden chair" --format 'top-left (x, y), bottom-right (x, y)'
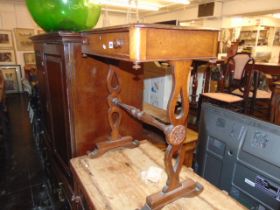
top-left (231, 69), bottom-right (272, 120)
top-left (188, 60), bottom-right (211, 128)
top-left (198, 53), bottom-right (255, 118)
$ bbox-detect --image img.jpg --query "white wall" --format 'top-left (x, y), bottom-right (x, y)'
top-left (96, 11), bottom-right (137, 28)
top-left (222, 0), bottom-right (280, 17)
top-left (0, 0), bottom-right (36, 29)
top-left (142, 0), bottom-right (280, 25)
top-left (142, 6), bottom-right (198, 23)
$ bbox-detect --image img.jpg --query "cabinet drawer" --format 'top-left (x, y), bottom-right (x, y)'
top-left (82, 31), bottom-right (129, 60)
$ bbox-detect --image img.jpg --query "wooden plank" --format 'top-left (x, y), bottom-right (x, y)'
top-left (70, 141), bottom-right (247, 210)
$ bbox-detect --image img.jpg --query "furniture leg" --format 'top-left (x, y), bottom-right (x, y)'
top-left (88, 65), bottom-right (139, 158)
top-left (144, 61), bottom-right (203, 209)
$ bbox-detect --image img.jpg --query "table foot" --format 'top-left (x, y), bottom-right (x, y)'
top-left (142, 179), bottom-right (203, 210)
top-left (87, 136), bottom-right (140, 158)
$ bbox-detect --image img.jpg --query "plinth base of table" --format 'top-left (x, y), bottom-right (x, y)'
top-left (87, 136), bottom-right (140, 158)
top-left (143, 179), bottom-right (203, 210)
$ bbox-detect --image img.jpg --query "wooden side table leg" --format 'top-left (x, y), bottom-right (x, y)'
top-left (88, 65), bottom-right (139, 158)
top-left (144, 61), bottom-right (203, 210)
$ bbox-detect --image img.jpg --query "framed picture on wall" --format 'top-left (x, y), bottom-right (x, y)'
top-left (0, 65), bottom-right (22, 93)
top-left (14, 28), bottom-right (35, 51)
top-left (0, 30), bottom-right (13, 49)
top-left (23, 52), bottom-right (35, 65)
top-left (0, 49), bottom-right (16, 65)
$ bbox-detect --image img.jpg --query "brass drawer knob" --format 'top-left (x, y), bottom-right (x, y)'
top-left (113, 39), bottom-right (124, 49)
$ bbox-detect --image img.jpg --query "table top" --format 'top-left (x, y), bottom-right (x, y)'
top-left (70, 141), bottom-right (246, 210)
top-left (82, 23), bottom-right (219, 34)
top-left (81, 23), bottom-right (219, 62)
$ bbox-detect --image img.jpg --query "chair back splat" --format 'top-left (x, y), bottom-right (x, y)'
top-left (226, 53), bottom-right (255, 112)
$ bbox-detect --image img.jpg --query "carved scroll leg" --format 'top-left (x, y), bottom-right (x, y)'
top-left (88, 65), bottom-right (139, 158)
top-left (143, 144), bottom-right (203, 210)
top-left (144, 61), bottom-right (203, 209)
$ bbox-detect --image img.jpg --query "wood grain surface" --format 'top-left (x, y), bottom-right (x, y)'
top-left (71, 141), bottom-right (247, 210)
top-left (82, 24), bottom-right (218, 62)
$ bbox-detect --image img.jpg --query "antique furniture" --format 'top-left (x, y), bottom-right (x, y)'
top-left (31, 32), bottom-right (141, 207)
top-left (245, 69), bottom-right (272, 121)
top-left (270, 82), bottom-right (280, 125)
top-left (71, 141), bottom-right (246, 210)
top-left (247, 62), bottom-right (280, 93)
top-left (189, 59), bottom-right (223, 127)
top-left (251, 62), bottom-right (280, 76)
top-left (77, 23), bottom-right (218, 209)
top-left (199, 53), bottom-right (255, 116)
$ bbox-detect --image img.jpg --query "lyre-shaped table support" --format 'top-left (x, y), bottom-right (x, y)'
top-left (112, 61), bottom-right (203, 209)
top-left (88, 65), bottom-right (139, 158)
top-left (143, 61), bottom-right (203, 210)
top-left (88, 60), bottom-right (203, 209)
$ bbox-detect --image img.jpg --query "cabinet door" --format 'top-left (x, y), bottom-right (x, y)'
top-left (34, 45), bottom-right (52, 140)
top-left (44, 44), bottom-right (71, 175)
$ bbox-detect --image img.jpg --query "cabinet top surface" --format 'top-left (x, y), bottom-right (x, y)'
top-left (31, 31), bottom-right (81, 42)
top-left (70, 141), bottom-right (246, 210)
top-left (82, 23), bottom-right (219, 34)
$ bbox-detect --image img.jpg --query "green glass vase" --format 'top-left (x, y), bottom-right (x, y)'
top-left (26, 0), bottom-right (101, 32)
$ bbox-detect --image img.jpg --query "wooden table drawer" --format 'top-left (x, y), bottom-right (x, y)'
top-left (82, 31), bottom-right (130, 60)
top-left (82, 24), bottom-right (219, 63)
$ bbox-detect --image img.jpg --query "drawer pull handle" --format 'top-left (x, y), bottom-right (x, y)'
top-left (113, 39), bottom-right (124, 49)
top-left (82, 38), bottom-right (89, 45)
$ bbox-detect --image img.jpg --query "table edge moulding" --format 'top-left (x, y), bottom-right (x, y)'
top-left (79, 23), bottom-right (219, 210)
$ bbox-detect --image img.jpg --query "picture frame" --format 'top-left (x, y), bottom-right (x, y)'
top-left (14, 28), bottom-right (35, 51)
top-left (0, 65), bottom-right (22, 93)
top-left (0, 49), bottom-right (16, 65)
top-left (0, 30), bottom-right (13, 49)
top-left (23, 52), bottom-right (35, 65)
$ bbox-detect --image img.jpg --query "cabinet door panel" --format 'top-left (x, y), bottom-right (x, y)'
top-left (45, 53), bottom-right (71, 170)
top-left (35, 48), bottom-right (52, 140)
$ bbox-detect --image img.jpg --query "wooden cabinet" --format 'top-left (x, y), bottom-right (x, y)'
top-left (32, 32), bottom-right (143, 207)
